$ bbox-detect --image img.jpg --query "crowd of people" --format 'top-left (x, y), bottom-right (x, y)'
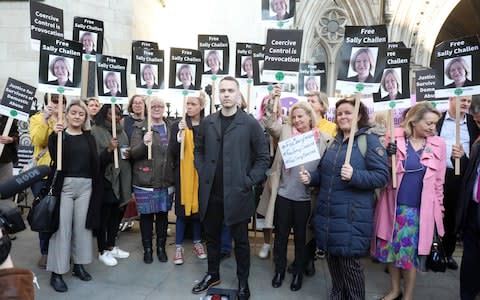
top-left (0, 78), bottom-right (479, 300)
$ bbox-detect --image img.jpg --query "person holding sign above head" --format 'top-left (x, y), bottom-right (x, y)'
top-left (205, 50), bottom-right (222, 75)
top-left (436, 95), bottom-right (479, 271)
top-left (104, 72), bottom-right (121, 97)
top-left (262, 101), bottom-right (328, 291)
top-left (300, 98), bottom-right (389, 300)
top-left (80, 32), bottom-right (96, 55)
top-left (140, 64), bottom-right (159, 89)
top-left (130, 98), bottom-right (174, 264)
top-left (381, 69), bottom-right (403, 101)
top-left (241, 57), bottom-right (253, 79)
top-left (269, 0), bottom-right (291, 20)
top-left (191, 76), bottom-right (269, 299)
top-left (347, 48), bottom-right (375, 83)
top-left (304, 76), bottom-right (319, 93)
top-left (168, 93), bottom-right (208, 265)
top-left (48, 56), bottom-right (75, 87)
top-left (373, 102), bottom-right (447, 300)
top-left (47, 100), bottom-right (102, 293)
top-left (91, 105), bottom-right (132, 267)
top-left (175, 64), bottom-right (195, 90)
top-left (445, 57), bottom-right (472, 88)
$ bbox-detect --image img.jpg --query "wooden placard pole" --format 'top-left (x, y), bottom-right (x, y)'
top-left (455, 96), bottom-right (460, 175)
top-left (111, 103), bottom-right (119, 168)
top-left (0, 117), bottom-right (13, 157)
top-left (147, 97), bottom-right (152, 160)
top-left (344, 94), bottom-right (361, 165)
top-left (56, 94), bottom-right (63, 171)
top-left (270, 92), bottom-right (280, 157)
top-left (81, 60), bottom-right (89, 99)
top-left (211, 79), bottom-right (217, 114)
top-left (180, 95), bottom-right (187, 160)
top-left (388, 109), bottom-right (397, 188)
top-left (247, 80), bottom-right (251, 113)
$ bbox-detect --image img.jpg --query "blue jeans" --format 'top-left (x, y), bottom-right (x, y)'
top-left (175, 216), bottom-right (202, 245)
top-left (31, 179), bottom-right (52, 255)
top-left (221, 223), bottom-right (232, 254)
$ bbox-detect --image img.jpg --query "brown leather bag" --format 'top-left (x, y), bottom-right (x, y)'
top-left (0, 268), bottom-right (35, 300)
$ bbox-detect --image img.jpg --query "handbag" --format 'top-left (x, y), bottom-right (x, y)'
top-left (27, 171), bottom-right (59, 233)
top-left (425, 225), bottom-right (447, 272)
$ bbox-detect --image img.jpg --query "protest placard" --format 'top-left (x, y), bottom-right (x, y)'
top-left (278, 130), bottom-right (320, 169)
top-left (73, 17), bottom-right (104, 62)
top-left (134, 48), bottom-right (165, 96)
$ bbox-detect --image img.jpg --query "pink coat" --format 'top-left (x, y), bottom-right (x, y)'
top-left (371, 128), bottom-right (446, 256)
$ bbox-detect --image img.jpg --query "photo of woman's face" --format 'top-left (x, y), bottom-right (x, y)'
top-left (449, 61), bottom-right (466, 83)
top-left (384, 73), bottom-right (398, 94)
top-left (354, 52), bottom-right (371, 76)
top-left (272, 0), bottom-right (287, 14)
top-left (179, 67), bottom-right (192, 85)
top-left (53, 60), bottom-right (69, 81)
top-left (82, 34), bottom-right (94, 53)
top-left (207, 54), bottom-right (219, 73)
top-left (143, 67), bottom-right (155, 85)
top-left (106, 75), bottom-right (117, 90)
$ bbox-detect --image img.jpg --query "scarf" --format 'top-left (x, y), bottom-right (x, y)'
top-left (179, 126), bottom-right (199, 216)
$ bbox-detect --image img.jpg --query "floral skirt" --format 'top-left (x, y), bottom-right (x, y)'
top-left (374, 205), bottom-right (420, 270)
top-left (133, 186), bottom-right (172, 215)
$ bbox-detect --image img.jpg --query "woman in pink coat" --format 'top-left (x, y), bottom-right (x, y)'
top-left (372, 102), bottom-right (449, 300)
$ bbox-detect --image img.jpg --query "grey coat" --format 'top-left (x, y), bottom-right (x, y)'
top-left (194, 110), bottom-right (270, 226)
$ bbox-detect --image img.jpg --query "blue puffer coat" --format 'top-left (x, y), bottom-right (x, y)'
top-left (310, 127), bottom-right (389, 257)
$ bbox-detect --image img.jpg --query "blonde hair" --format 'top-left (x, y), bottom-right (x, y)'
top-left (288, 101), bottom-right (317, 129)
top-left (381, 69), bottom-right (400, 92)
top-left (350, 48), bottom-right (374, 72)
top-left (49, 56), bottom-right (71, 77)
top-left (445, 57), bottom-right (469, 80)
top-left (401, 102), bottom-right (440, 137)
top-left (66, 99), bottom-right (91, 131)
top-left (306, 91), bottom-right (329, 117)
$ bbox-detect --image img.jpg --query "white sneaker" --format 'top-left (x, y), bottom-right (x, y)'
top-left (99, 251), bottom-right (118, 266)
top-left (109, 246), bottom-right (130, 259)
top-left (193, 243), bottom-right (207, 260)
top-left (173, 247), bottom-right (184, 265)
top-left (258, 243), bottom-right (271, 259)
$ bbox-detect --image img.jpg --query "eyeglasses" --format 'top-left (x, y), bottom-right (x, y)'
top-left (151, 105), bottom-right (165, 110)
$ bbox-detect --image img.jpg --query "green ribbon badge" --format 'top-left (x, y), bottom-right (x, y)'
top-left (9, 110), bottom-right (18, 117)
top-left (110, 97), bottom-right (117, 103)
top-left (267, 85), bottom-right (274, 92)
top-left (147, 89), bottom-right (152, 96)
top-left (277, 21), bottom-right (284, 28)
top-left (431, 101), bottom-right (437, 108)
top-left (389, 101), bottom-right (396, 109)
top-left (275, 72), bottom-right (285, 81)
top-left (56, 86), bottom-right (65, 94)
top-left (182, 90), bottom-right (189, 96)
top-left (85, 54), bottom-right (91, 60)
top-left (211, 75), bottom-right (217, 81)
top-left (454, 88), bottom-right (463, 96)
top-left (246, 79), bottom-right (253, 84)
top-left (355, 83), bottom-right (365, 92)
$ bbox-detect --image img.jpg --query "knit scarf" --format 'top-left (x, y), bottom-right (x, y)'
top-left (179, 126), bottom-right (199, 216)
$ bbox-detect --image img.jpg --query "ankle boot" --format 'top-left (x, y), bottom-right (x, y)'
top-left (72, 264), bottom-right (92, 281)
top-left (142, 240), bottom-right (153, 264)
top-left (50, 272), bottom-right (68, 292)
top-left (156, 238), bottom-right (168, 262)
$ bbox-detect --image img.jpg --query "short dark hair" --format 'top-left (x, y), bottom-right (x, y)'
top-left (220, 76), bottom-right (240, 88)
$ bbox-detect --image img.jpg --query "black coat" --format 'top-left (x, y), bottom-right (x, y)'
top-left (194, 110), bottom-right (269, 226)
top-left (48, 131), bottom-right (103, 231)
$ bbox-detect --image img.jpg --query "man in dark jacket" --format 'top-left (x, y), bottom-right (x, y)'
top-left (192, 76), bottom-right (269, 299)
top-left (437, 96), bottom-right (480, 270)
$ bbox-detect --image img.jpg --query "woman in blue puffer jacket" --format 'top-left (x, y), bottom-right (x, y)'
top-left (300, 97), bottom-right (389, 300)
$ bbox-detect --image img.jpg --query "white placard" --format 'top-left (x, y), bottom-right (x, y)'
top-left (278, 130), bottom-right (320, 169)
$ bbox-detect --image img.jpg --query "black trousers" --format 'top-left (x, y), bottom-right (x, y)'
top-left (97, 202), bottom-right (122, 252)
top-left (327, 255), bottom-right (365, 300)
top-left (460, 201), bottom-right (480, 300)
top-left (139, 212), bottom-right (168, 243)
top-left (273, 195), bottom-right (310, 275)
top-left (443, 168), bottom-right (461, 257)
top-left (203, 194), bottom-right (250, 284)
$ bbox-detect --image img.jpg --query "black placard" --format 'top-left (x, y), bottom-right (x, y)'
top-left (336, 25), bottom-right (388, 94)
top-left (38, 36), bottom-right (82, 96)
top-left (169, 48), bottom-right (203, 90)
top-left (433, 35), bottom-right (480, 98)
top-left (415, 69), bottom-right (436, 102)
top-left (131, 41), bottom-right (158, 76)
top-left (72, 17), bottom-right (104, 60)
top-left (133, 48), bottom-right (165, 95)
top-left (198, 35), bottom-right (229, 75)
top-left (263, 29), bottom-right (303, 83)
top-left (298, 63), bottom-right (326, 95)
top-left (372, 47), bottom-right (411, 109)
top-left (29, 0), bottom-right (63, 41)
top-left (0, 78), bottom-right (36, 122)
top-left (235, 43), bottom-right (253, 79)
top-left (14, 145), bottom-right (34, 170)
top-left (96, 55), bottom-right (128, 104)
top-left (252, 44), bottom-right (268, 86)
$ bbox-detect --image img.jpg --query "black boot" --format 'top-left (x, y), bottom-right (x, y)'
top-left (156, 238), bottom-right (168, 262)
top-left (290, 274), bottom-right (303, 291)
top-left (72, 264), bottom-right (92, 281)
top-left (50, 272), bottom-right (68, 292)
top-left (142, 240), bottom-right (153, 264)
